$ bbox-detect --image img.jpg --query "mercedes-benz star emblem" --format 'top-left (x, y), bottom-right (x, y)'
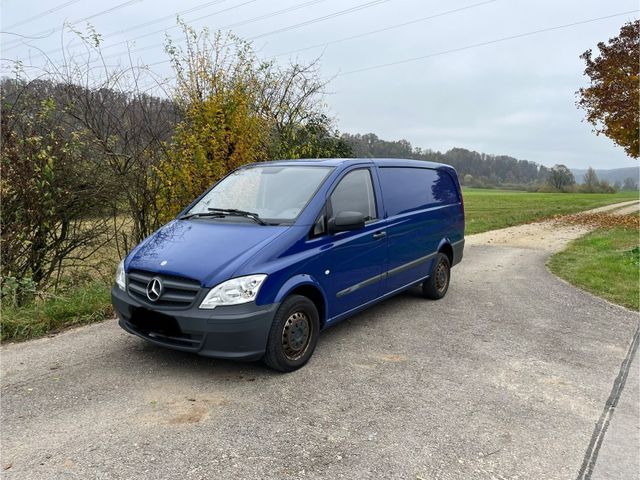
top-left (146, 277), bottom-right (163, 302)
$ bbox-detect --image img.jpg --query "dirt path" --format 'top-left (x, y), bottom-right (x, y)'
top-left (467, 200), bottom-right (639, 252)
top-left (587, 199), bottom-right (638, 214)
top-left (609, 201), bottom-right (640, 216)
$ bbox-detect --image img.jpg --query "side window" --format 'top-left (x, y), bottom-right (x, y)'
top-left (378, 167), bottom-right (458, 216)
top-left (330, 169), bottom-right (377, 221)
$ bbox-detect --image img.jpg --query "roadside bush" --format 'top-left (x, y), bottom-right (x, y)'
top-left (1, 92), bottom-right (117, 297)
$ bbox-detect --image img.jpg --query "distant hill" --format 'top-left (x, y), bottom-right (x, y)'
top-left (341, 133), bottom-right (548, 187)
top-left (341, 132), bottom-right (639, 189)
top-left (571, 167), bottom-right (639, 185)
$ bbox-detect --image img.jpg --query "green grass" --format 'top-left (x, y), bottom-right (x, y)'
top-left (1, 282), bottom-right (113, 342)
top-left (548, 227), bottom-right (639, 311)
top-left (463, 188), bottom-right (638, 235)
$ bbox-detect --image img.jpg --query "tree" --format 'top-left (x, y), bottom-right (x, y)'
top-left (273, 114), bottom-right (352, 160)
top-left (622, 177), bottom-right (639, 191)
top-left (158, 24), bottom-right (349, 220)
top-left (547, 165), bottom-right (576, 191)
top-left (582, 167), bottom-right (599, 192)
top-left (577, 20), bottom-right (639, 158)
top-left (157, 82), bottom-right (271, 221)
top-left (157, 28), bottom-right (271, 220)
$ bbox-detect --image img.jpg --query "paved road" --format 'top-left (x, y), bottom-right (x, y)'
top-left (2, 220), bottom-right (638, 479)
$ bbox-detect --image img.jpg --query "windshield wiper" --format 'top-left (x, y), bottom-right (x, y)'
top-left (179, 211), bottom-right (225, 220)
top-left (180, 208), bottom-right (267, 225)
top-left (207, 208), bottom-right (267, 225)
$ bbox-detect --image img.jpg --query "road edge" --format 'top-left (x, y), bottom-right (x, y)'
top-left (576, 325), bottom-right (640, 480)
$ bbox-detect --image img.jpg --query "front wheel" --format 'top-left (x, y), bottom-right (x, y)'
top-left (422, 253), bottom-right (451, 300)
top-left (262, 295), bottom-right (320, 372)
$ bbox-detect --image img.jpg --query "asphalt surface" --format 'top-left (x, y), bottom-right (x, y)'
top-left (2, 223), bottom-right (639, 479)
top-left (590, 347), bottom-right (639, 480)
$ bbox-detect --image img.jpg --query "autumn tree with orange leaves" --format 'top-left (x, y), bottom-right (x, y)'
top-left (577, 20), bottom-right (639, 158)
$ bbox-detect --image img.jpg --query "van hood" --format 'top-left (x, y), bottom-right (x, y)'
top-left (126, 219), bottom-right (289, 287)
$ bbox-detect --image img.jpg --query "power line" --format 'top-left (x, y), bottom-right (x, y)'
top-left (249, 0), bottom-right (391, 41)
top-left (1, 31), bottom-right (58, 40)
top-left (26, 0), bottom-right (387, 66)
top-left (335, 10), bottom-right (640, 77)
top-left (3, 0), bottom-right (143, 51)
top-left (103, 0), bottom-right (392, 64)
top-left (3, 0), bottom-right (83, 30)
top-left (24, 0), bottom-right (257, 62)
top-left (101, 0), bottom-right (326, 56)
top-left (104, 0), bottom-right (232, 39)
top-left (97, 0), bottom-right (332, 63)
top-left (13, 6), bottom-right (637, 99)
top-left (274, 0), bottom-right (497, 58)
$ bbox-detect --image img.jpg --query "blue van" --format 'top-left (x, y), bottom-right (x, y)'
top-left (112, 158), bottom-right (464, 371)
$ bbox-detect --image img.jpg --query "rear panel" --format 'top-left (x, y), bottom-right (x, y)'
top-left (377, 166), bottom-right (464, 293)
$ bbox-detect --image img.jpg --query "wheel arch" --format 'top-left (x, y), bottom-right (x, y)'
top-left (274, 275), bottom-right (328, 328)
top-left (437, 239), bottom-right (454, 265)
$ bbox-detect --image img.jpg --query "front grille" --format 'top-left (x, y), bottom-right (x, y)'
top-left (127, 269), bottom-right (201, 309)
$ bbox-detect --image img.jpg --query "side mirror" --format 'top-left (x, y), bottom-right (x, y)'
top-left (328, 211), bottom-right (365, 233)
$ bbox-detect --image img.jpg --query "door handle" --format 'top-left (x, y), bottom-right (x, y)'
top-left (372, 231), bottom-right (387, 239)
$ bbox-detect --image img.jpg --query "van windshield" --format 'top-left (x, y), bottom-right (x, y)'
top-left (186, 165), bottom-right (333, 224)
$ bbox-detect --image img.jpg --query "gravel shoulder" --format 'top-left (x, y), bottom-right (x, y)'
top-left (1, 202), bottom-right (638, 479)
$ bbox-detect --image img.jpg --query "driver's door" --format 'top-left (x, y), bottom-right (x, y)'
top-left (317, 168), bottom-right (388, 321)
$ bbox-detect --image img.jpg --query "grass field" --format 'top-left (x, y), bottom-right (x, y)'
top-left (548, 227), bottom-right (639, 311)
top-left (463, 188), bottom-right (638, 235)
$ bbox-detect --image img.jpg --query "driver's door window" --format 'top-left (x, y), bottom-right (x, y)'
top-left (329, 169), bottom-right (377, 221)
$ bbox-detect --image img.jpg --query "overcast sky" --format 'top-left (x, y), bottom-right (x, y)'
top-left (2, 0), bottom-right (638, 168)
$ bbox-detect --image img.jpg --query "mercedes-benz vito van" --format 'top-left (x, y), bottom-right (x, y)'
top-left (112, 158), bottom-right (464, 372)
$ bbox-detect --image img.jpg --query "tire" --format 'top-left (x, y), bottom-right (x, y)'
top-left (263, 295), bottom-right (320, 372)
top-left (422, 253), bottom-right (451, 300)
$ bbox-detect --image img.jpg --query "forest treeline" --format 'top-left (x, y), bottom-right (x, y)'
top-left (342, 133), bottom-right (638, 191)
top-left (341, 133), bottom-right (549, 188)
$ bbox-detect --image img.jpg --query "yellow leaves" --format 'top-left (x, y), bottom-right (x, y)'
top-left (157, 76), bottom-right (270, 222)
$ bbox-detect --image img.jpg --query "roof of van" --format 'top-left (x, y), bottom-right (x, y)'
top-left (259, 158), bottom-right (453, 170)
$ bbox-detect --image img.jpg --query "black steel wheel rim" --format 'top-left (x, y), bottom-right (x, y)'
top-left (281, 311), bottom-right (311, 361)
top-left (435, 261), bottom-right (448, 292)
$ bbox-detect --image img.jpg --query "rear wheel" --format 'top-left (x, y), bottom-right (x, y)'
top-left (263, 295), bottom-right (320, 372)
top-left (422, 253), bottom-right (451, 300)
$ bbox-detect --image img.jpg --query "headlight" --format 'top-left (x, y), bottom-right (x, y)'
top-left (199, 274), bottom-right (267, 309)
top-left (115, 260), bottom-right (126, 291)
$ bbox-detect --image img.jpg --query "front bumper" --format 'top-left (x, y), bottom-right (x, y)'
top-left (111, 286), bottom-right (278, 360)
